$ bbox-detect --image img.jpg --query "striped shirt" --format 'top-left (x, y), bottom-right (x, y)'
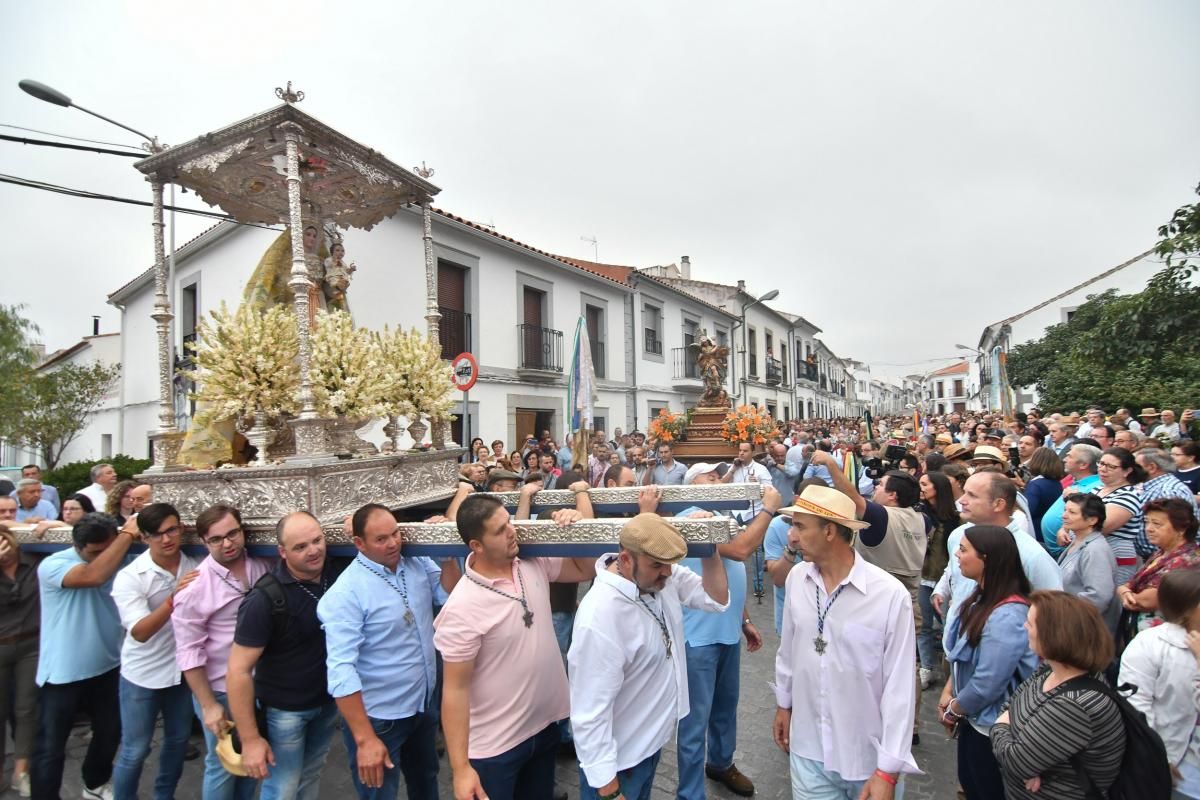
top-left (1092, 485), bottom-right (1142, 582)
top-left (991, 666), bottom-right (1125, 800)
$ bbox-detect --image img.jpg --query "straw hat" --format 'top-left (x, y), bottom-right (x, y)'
top-left (778, 485), bottom-right (870, 531)
top-left (943, 443), bottom-right (970, 461)
top-left (1060, 412), bottom-right (1081, 426)
top-left (971, 445), bottom-right (1007, 464)
top-left (1139, 407), bottom-right (1161, 419)
top-left (935, 433), bottom-right (953, 446)
top-left (620, 514), bottom-right (688, 564)
top-left (215, 722), bottom-right (248, 777)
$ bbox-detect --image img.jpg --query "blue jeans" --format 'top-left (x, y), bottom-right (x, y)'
top-left (342, 711), bottom-right (439, 800)
top-left (917, 584), bottom-right (943, 671)
top-left (112, 678), bottom-right (192, 800)
top-left (677, 642), bottom-right (740, 800)
top-left (31, 667), bottom-right (121, 799)
top-left (470, 722), bottom-right (559, 800)
top-left (579, 751), bottom-right (661, 800)
top-left (790, 755), bottom-right (906, 800)
top-left (193, 692), bottom-right (258, 800)
top-left (262, 704), bottom-right (339, 800)
top-left (551, 610), bottom-right (574, 744)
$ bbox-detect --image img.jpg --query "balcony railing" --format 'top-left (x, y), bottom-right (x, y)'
top-left (765, 356), bottom-right (782, 386)
top-left (590, 339), bottom-right (606, 378)
top-left (518, 324), bottom-right (563, 372)
top-left (671, 346), bottom-right (700, 380)
top-left (438, 307), bottom-right (471, 361)
top-left (644, 329), bottom-right (663, 355)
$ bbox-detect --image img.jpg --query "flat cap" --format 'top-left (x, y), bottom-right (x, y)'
top-left (619, 513), bottom-right (688, 564)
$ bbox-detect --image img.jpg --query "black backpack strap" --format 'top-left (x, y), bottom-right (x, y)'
top-left (1055, 676), bottom-right (1118, 800)
top-left (252, 572), bottom-right (290, 641)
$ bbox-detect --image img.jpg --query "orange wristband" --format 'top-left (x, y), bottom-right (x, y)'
top-left (874, 769), bottom-right (897, 786)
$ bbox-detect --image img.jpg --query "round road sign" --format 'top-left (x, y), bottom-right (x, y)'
top-left (451, 352), bottom-right (478, 391)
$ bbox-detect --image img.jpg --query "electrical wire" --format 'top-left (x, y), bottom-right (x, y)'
top-left (0, 172), bottom-right (282, 232)
top-left (0, 133), bottom-right (146, 158)
top-left (0, 123), bottom-right (143, 151)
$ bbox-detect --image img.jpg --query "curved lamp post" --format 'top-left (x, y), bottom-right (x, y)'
top-left (739, 289), bottom-right (779, 405)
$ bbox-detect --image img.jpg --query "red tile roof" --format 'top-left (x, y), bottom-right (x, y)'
top-left (931, 361), bottom-right (970, 376)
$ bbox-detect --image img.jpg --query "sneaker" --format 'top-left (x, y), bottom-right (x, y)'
top-left (81, 782), bottom-right (113, 800)
top-left (705, 763), bottom-right (755, 797)
top-left (919, 666), bottom-right (936, 690)
top-left (16, 771), bottom-right (31, 798)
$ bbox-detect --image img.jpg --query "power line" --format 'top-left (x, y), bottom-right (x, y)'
top-left (0, 172), bottom-right (282, 232)
top-left (0, 133), bottom-right (146, 158)
top-left (0, 123), bottom-right (143, 151)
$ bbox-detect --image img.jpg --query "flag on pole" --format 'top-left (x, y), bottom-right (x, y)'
top-left (566, 317), bottom-right (597, 468)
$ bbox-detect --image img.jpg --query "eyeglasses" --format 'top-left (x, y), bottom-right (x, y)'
top-left (203, 527), bottom-right (243, 547)
top-left (146, 524), bottom-right (182, 539)
top-left (1097, 461), bottom-right (1122, 470)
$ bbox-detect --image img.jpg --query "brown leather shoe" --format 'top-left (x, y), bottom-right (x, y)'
top-left (705, 763), bottom-right (755, 796)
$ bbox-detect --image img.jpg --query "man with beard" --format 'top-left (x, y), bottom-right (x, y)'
top-left (173, 504), bottom-right (271, 800)
top-left (569, 514), bottom-right (729, 800)
top-left (227, 512), bottom-right (341, 800)
top-left (436, 494), bottom-right (595, 800)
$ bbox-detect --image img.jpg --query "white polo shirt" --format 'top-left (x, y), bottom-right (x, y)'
top-left (569, 555), bottom-right (728, 789)
top-left (112, 550), bottom-right (200, 690)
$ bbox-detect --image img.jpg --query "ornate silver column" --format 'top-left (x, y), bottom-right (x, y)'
top-left (148, 178), bottom-right (181, 469)
top-left (421, 199), bottom-right (440, 341)
top-left (282, 121), bottom-right (331, 460)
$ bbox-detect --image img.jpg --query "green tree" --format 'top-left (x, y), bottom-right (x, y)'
top-left (1008, 185), bottom-right (1200, 412)
top-left (0, 304), bottom-right (40, 424)
top-left (9, 362), bottom-right (122, 470)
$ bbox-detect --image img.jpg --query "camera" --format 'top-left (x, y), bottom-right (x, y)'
top-left (863, 444), bottom-right (910, 480)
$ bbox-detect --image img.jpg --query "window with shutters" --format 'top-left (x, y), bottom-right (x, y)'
top-left (437, 260), bottom-right (470, 360)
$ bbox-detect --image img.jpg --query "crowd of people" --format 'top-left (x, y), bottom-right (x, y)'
top-left (0, 402), bottom-right (1198, 800)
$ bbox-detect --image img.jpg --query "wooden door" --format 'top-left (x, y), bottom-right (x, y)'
top-left (523, 288), bottom-right (543, 368)
top-left (516, 409), bottom-right (537, 450)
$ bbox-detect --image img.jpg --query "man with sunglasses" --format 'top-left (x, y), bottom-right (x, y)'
top-left (172, 504), bottom-right (270, 800)
top-left (110, 503), bottom-right (200, 800)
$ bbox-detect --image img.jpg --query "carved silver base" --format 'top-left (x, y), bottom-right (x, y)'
top-left (136, 449), bottom-right (464, 528)
top-left (286, 416), bottom-right (336, 464)
top-left (146, 431), bottom-right (186, 472)
top-left (328, 416), bottom-right (376, 457)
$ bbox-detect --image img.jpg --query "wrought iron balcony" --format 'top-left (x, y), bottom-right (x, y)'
top-left (644, 329), bottom-right (663, 355)
top-left (518, 324), bottom-right (563, 373)
top-left (766, 357), bottom-right (782, 386)
top-left (672, 347), bottom-right (700, 380)
top-left (438, 307), bottom-right (471, 361)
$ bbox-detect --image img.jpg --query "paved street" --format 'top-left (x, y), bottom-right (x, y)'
top-left (6, 564), bottom-right (959, 800)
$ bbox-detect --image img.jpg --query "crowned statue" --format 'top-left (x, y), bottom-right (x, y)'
top-left (243, 220), bottom-right (354, 318)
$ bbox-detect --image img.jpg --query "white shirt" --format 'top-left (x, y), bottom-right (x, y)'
top-left (729, 459), bottom-right (772, 520)
top-left (112, 550), bottom-right (200, 689)
top-left (78, 482), bottom-right (109, 511)
top-left (1119, 622), bottom-right (1200, 769)
top-left (773, 553), bottom-right (920, 781)
top-left (568, 555), bottom-right (728, 789)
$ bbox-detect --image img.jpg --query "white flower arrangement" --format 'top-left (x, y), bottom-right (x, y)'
top-left (185, 302), bottom-right (301, 424)
top-left (310, 309), bottom-right (392, 419)
top-left (379, 327), bottom-right (456, 422)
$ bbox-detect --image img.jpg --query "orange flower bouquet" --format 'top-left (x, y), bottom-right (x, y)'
top-left (720, 405), bottom-right (775, 445)
top-left (649, 408), bottom-right (689, 443)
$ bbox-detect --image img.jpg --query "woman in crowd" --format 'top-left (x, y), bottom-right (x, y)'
top-left (917, 470), bottom-right (959, 688)
top-left (940, 525), bottom-right (1039, 800)
top-left (1118, 497), bottom-right (1200, 634)
top-left (1119, 568), bottom-right (1200, 799)
top-left (489, 439), bottom-right (507, 463)
top-left (29, 493), bottom-right (97, 539)
top-left (521, 449), bottom-right (540, 478)
top-left (105, 480), bottom-right (150, 525)
top-left (468, 437), bottom-right (485, 458)
top-left (1094, 446), bottom-right (1148, 585)
top-left (0, 527), bottom-right (39, 797)
top-left (1023, 447), bottom-right (1064, 536)
top-left (990, 591), bottom-right (1124, 800)
top-left (473, 442), bottom-right (495, 467)
top-left (1055, 494), bottom-right (1118, 634)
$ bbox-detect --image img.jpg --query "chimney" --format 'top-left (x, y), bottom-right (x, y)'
top-left (92, 316), bottom-right (101, 336)
top-left (680, 255), bottom-right (691, 279)
top-left (736, 279), bottom-right (746, 292)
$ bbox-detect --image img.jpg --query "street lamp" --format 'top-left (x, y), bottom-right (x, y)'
top-left (738, 289), bottom-right (779, 405)
top-left (955, 343), bottom-right (983, 355)
top-left (19, 79), bottom-right (162, 151)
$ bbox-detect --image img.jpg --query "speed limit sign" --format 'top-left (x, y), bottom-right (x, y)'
top-left (451, 353), bottom-right (478, 391)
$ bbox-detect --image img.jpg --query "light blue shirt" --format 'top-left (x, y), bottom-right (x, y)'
top-left (678, 508), bottom-right (747, 646)
top-left (767, 460), bottom-right (799, 506)
top-left (317, 552), bottom-right (446, 720)
top-left (1040, 474), bottom-right (1101, 555)
top-left (37, 547), bottom-right (132, 685)
top-left (651, 461), bottom-right (688, 486)
top-left (802, 463), bottom-right (835, 487)
top-left (10, 484), bottom-right (59, 512)
top-left (557, 444), bottom-right (574, 471)
top-left (939, 519), bottom-right (1062, 653)
top-left (16, 498), bottom-right (57, 522)
top-left (762, 515), bottom-right (792, 633)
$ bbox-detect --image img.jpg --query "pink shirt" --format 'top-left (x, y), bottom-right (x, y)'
top-left (434, 556), bottom-right (569, 758)
top-left (172, 555), bottom-right (270, 693)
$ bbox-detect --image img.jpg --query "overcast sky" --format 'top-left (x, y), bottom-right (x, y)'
top-left (3, 1), bottom-right (1197, 382)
